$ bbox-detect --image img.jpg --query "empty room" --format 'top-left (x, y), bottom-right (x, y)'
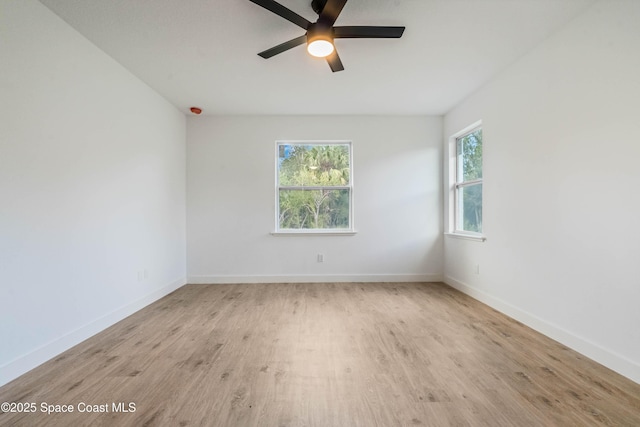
top-left (1, 0), bottom-right (639, 425)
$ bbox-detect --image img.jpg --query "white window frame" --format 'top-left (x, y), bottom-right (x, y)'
top-left (272, 140), bottom-right (356, 236)
top-left (447, 121), bottom-right (485, 242)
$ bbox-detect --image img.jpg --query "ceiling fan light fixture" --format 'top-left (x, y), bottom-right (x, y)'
top-left (306, 22), bottom-right (334, 58)
top-left (307, 38), bottom-right (334, 57)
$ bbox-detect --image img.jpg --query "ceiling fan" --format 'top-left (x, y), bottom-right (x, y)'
top-left (249, 0), bottom-right (405, 72)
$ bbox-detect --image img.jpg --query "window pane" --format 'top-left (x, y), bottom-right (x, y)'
top-left (278, 144), bottom-right (350, 186)
top-left (457, 129), bottom-right (482, 182)
top-left (457, 183), bottom-right (482, 233)
top-left (279, 189), bottom-right (350, 230)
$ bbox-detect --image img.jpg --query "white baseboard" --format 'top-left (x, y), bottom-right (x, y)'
top-left (188, 273), bottom-right (443, 284)
top-left (444, 275), bottom-right (640, 385)
top-left (0, 277), bottom-right (187, 387)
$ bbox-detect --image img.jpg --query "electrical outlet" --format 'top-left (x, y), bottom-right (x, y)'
top-left (317, 253), bottom-right (324, 263)
top-left (474, 264), bottom-right (480, 275)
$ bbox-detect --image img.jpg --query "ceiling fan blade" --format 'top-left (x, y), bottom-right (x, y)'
top-left (319, 0), bottom-right (348, 27)
top-left (249, 0), bottom-right (311, 30)
top-left (333, 26), bottom-right (405, 39)
top-left (326, 49), bottom-right (344, 72)
top-left (258, 35), bottom-right (307, 58)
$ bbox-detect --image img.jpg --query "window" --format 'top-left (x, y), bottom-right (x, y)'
top-left (451, 124), bottom-right (483, 236)
top-left (275, 141), bottom-right (353, 234)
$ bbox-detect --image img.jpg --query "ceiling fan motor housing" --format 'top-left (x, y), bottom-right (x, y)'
top-left (307, 22), bottom-right (333, 42)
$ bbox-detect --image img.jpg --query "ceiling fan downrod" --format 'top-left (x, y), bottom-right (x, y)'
top-left (311, 0), bottom-right (327, 15)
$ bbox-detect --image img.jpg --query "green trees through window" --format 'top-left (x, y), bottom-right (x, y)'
top-left (277, 143), bottom-right (352, 231)
top-left (456, 128), bottom-right (483, 233)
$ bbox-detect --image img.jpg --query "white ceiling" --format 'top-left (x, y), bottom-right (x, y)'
top-left (38, 0), bottom-right (595, 115)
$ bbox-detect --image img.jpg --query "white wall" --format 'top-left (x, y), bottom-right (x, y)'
top-left (0, 0), bottom-right (187, 386)
top-left (443, 0), bottom-right (640, 383)
top-left (188, 116), bottom-right (442, 283)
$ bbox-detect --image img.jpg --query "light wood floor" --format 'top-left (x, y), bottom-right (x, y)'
top-left (1, 282), bottom-right (639, 426)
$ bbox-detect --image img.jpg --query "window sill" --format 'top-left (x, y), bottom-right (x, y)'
top-left (445, 232), bottom-right (486, 242)
top-left (271, 230), bottom-right (357, 237)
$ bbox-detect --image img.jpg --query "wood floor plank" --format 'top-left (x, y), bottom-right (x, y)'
top-left (1, 282), bottom-right (639, 426)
